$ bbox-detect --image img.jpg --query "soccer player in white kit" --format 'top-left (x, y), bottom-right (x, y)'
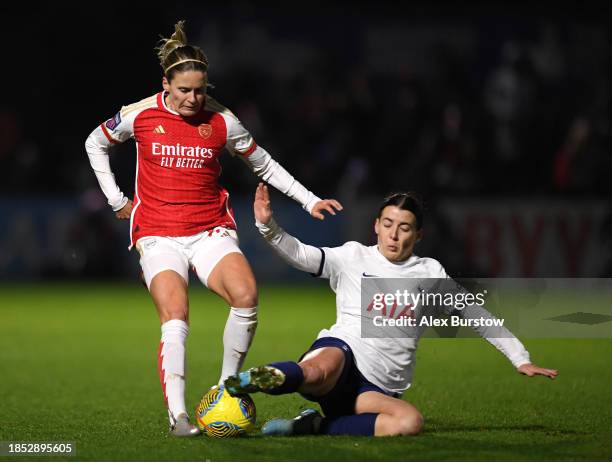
top-left (84, 22), bottom-right (342, 437)
top-left (224, 184), bottom-right (558, 437)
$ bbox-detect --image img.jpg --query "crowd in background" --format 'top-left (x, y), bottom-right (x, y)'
top-left (1, 5), bottom-right (610, 201)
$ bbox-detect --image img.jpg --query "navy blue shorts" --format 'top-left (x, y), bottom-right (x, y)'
top-left (298, 337), bottom-right (395, 417)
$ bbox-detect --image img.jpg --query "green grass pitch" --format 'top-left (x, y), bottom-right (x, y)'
top-left (1, 283), bottom-right (610, 461)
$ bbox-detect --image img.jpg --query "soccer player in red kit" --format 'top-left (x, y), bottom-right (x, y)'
top-left (84, 21), bottom-right (342, 437)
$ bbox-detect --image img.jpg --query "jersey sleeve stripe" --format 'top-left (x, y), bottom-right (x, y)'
top-left (100, 123), bottom-right (119, 144)
top-left (311, 248), bottom-right (326, 277)
top-left (241, 141), bottom-right (258, 157)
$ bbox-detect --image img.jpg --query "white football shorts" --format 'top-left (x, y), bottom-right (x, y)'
top-left (135, 226), bottom-right (242, 289)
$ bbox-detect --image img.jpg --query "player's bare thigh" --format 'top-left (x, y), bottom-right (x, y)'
top-left (149, 270), bottom-right (190, 323)
top-left (136, 236), bottom-right (190, 324)
top-left (206, 252), bottom-right (258, 308)
top-left (297, 347), bottom-right (345, 396)
top-left (355, 391), bottom-right (423, 436)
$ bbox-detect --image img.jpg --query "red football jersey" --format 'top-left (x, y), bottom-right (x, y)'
top-left (95, 93), bottom-right (257, 246)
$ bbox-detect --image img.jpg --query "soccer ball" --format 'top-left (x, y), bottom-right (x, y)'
top-left (195, 385), bottom-right (256, 438)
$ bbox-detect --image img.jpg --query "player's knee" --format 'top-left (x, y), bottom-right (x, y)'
top-left (152, 285), bottom-right (188, 322)
top-left (228, 285), bottom-right (258, 308)
top-left (160, 304), bottom-right (189, 323)
top-left (300, 363), bottom-right (326, 390)
top-left (160, 297), bottom-right (188, 317)
top-left (396, 411), bottom-right (424, 436)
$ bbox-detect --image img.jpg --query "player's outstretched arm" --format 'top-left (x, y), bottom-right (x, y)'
top-left (242, 146), bottom-right (342, 220)
top-left (456, 302), bottom-right (559, 379)
top-left (225, 107), bottom-right (342, 219)
top-left (254, 182), bottom-right (342, 222)
top-left (254, 183), bottom-right (324, 274)
top-left (517, 363), bottom-right (558, 379)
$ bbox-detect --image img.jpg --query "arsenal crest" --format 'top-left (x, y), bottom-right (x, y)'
top-left (198, 124), bottom-right (212, 139)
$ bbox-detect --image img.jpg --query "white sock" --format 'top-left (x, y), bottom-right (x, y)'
top-left (219, 307), bottom-right (258, 383)
top-left (158, 319), bottom-right (188, 424)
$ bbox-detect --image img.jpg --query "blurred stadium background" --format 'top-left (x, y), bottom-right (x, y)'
top-left (1, 3), bottom-right (611, 282)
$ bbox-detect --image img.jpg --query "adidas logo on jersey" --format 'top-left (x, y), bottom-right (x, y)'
top-left (153, 125), bottom-right (166, 134)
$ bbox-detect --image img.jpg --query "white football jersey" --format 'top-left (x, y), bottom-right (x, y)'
top-left (258, 220), bottom-right (531, 395)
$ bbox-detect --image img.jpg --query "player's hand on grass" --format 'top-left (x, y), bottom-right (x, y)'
top-left (115, 199), bottom-right (134, 220)
top-left (517, 363), bottom-right (558, 379)
top-left (310, 198), bottom-right (343, 221)
top-left (255, 183), bottom-right (273, 225)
